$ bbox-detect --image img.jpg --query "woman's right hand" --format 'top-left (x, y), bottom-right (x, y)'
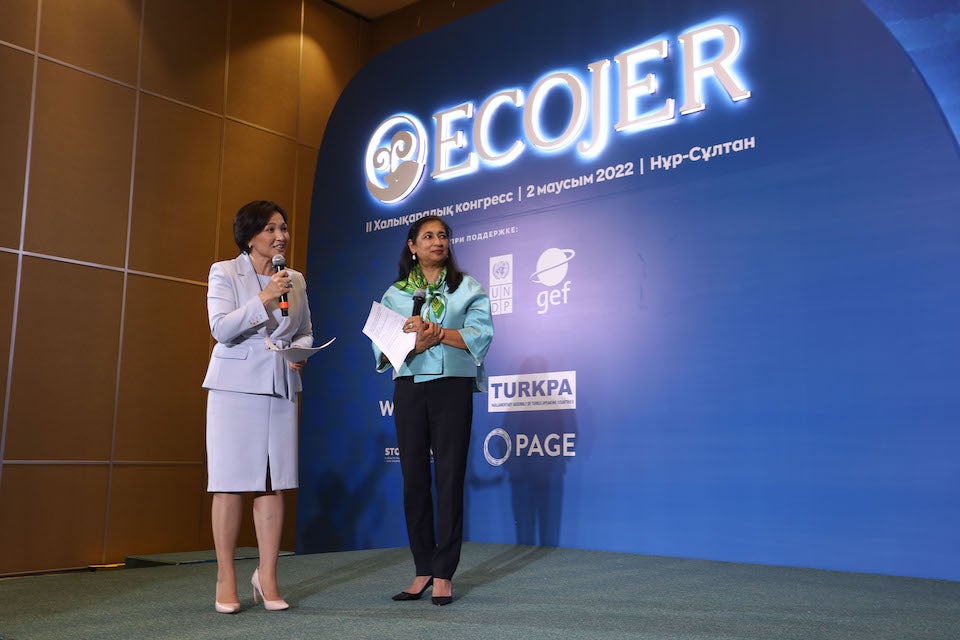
top-left (259, 269), bottom-right (292, 305)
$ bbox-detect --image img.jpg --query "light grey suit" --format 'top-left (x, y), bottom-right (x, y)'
top-left (202, 253), bottom-right (313, 491)
top-left (202, 253), bottom-right (313, 396)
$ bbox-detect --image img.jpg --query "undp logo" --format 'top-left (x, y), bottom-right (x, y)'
top-left (492, 259), bottom-right (510, 280)
top-left (364, 114), bottom-right (428, 204)
top-left (489, 253), bottom-right (514, 316)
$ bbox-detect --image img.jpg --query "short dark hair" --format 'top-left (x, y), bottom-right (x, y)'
top-left (397, 215), bottom-right (464, 292)
top-left (233, 200), bottom-right (288, 254)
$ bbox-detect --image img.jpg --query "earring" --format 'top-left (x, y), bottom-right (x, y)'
top-left (412, 253), bottom-right (417, 261)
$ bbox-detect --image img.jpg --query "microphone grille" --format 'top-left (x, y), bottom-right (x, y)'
top-left (413, 288), bottom-right (425, 299)
top-left (271, 254), bottom-right (286, 267)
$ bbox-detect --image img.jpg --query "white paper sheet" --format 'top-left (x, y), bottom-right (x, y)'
top-left (362, 301), bottom-right (416, 372)
top-left (263, 336), bottom-right (336, 362)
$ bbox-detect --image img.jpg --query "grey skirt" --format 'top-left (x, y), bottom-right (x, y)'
top-left (206, 389), bottom-right (298, 492)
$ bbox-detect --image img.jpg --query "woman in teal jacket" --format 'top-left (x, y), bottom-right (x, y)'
top-left (373, 215), bottom-right (493, 606)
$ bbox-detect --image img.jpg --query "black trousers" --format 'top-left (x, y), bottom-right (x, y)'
top-left (393, 376), bottom-right (474, 580)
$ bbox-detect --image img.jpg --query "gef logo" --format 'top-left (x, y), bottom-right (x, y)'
top-left (531, 248), bottom-right (575, 314)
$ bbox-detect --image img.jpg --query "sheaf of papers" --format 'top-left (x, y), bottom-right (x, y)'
top-left (362, 301), bottom-right (416, 372)
top-left (263, 336), bottom-right (336, 362)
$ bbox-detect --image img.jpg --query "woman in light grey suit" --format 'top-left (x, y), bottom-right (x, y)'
top-left (202, 200), bottom-right (313, 614)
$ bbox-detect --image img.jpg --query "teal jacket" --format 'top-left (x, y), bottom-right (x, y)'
top-left (373, 274), bottom-right (494, 391)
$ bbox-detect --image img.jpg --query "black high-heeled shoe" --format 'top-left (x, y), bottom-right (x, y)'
top-left (391, 577), bottom-right (433, 601)
top-left (431, 595), bottom-right (453, 606)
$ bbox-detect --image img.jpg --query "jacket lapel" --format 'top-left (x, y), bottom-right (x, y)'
top-left (234, 253), bottom-right (258, 298)
top-left (235, 254), bottom-right (269, 335)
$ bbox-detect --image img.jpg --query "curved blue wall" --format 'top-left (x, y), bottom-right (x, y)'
top-left (299, 0), bottom-right (960, 581)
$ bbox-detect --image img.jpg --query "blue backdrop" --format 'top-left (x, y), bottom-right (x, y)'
top-left (298, 0), bottom-right (960, 581)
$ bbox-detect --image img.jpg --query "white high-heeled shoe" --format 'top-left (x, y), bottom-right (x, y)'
top-left (215, 601), bottom-right (241, 614)
top-left (251, 568), bottom-right (289, 611)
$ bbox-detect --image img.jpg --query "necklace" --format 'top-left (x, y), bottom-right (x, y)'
top-left (248, 253), bottom-right (271, 292)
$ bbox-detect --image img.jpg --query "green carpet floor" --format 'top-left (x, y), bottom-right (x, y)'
top-left (1, 543), bottom-right (958, 640)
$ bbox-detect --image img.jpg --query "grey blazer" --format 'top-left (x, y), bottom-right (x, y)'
top-left (202, 253), bottom-right (313, 397)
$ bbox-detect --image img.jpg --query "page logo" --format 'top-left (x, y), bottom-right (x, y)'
top-left (483, 427), bottom-right (576, 466)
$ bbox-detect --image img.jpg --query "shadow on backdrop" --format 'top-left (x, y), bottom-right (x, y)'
top-left (503, 355), bottom-right (578, 547)
top-left (297, 439), bottom-right (392, 553)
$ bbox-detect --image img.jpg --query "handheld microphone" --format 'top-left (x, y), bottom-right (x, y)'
top-left (272, 254), bottom-right (289, 316)
top-left (412, 288), bottom-right (426, 316)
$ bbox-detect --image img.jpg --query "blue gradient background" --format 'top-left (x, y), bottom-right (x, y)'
top-left (299, 0), bottom-right (960, 580)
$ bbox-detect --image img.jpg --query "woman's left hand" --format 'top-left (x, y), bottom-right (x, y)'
top-left (403, 315), bottom-right (426, 333)
top-left (288, 360), bottom-right (307, 372)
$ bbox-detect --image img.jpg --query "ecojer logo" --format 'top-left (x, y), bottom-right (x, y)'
top-left (364, 114), bottom-right (429, 204)
top-left (531, 248), bottom-right (575, 314)
top-left (363, 19), bottom-right (751, 205)
top-left (483, 427), bottom-right (577, 466)
top-left (488, 371), bottom-right (577, 412)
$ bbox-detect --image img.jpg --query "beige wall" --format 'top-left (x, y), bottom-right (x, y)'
top-left (0, 0), bottom-right (501, 576)
top-left (0, 0), bottom-right (369, 576)
top-left (367, 0), bottom-right (502, 57)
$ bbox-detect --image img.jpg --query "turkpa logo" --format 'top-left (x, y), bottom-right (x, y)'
top-left (365, 115), bottom-right (429, 204)
top-left (483, 427), bottom-right (576, 466)
top-left (531, 248), bottom-right (575, 314)
top-left (488, 371), bottom-right (576, 413)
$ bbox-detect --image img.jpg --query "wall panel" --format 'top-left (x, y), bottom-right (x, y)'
top-left (5, 258), bottom-right (122, 461)
top-left (38, 0), bottom-right (140, 84)
top-left (368, 0), bottom-right (502, 56)
top-left (114, 275), bottom-right (208, 462)
top-left (26, 61), bottom-right (134, 267)
top-left (0, 465), bottom-right (109, 574)
top-left (129, 95), bottom-right (222, 281)
top-left (105, 464), bottom-right (206, 560)
top-left (0, 0), bottom-right (38, 51)
top-left (293, 144), bottom-right (318, 272)
top-left (0, 46), bottom-right (33, 250)
top-left (140, 0), bottom-right (228, 113)
top-left (300, 2), bottom-right (363, 149)
top-left (0, 253), bottom-right (17, 422)
top-left (227, 0), bottom-right (301, 137)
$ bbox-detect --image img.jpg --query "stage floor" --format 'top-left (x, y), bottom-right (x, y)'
top-left (1, 542), bottom-right (958, 639)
